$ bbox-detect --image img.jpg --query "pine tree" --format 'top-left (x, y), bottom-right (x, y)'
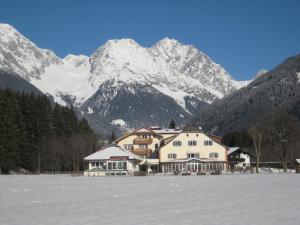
top-left (109, 132), bottom-right (116, 144)
top-left (0, 89), bottom-right (97, 174)
top-left (169, 119), bottom-right (177, 129)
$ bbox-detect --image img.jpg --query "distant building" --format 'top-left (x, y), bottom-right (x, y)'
top-left (84, 144), bottom-right (141, 176)
top-left (227, 147), bottom-right (251, 171)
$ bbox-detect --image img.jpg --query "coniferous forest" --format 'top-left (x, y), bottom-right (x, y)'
top-left (0, 89), bottom-right (97, 174)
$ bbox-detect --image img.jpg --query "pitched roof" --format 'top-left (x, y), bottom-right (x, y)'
top-left (115, 127), bottom-right (163, 143)
top-left (152, 128), bottom-right (182, 134)
top-left (227, 147), bottom-right (251, 155)
top-left (227, 147), bottom-right (240, 155)
top-left (296, 159), bottom-right (300, 164)
top-left (84, 146), bottom-right (139, 160)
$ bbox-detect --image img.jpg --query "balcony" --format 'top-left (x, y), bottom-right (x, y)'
top-left (132, 148), bottom-right (152, 156)
top-left (133, 137), bottom-right (153, 145)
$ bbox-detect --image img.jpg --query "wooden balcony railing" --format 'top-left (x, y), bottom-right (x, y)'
top-left (133, 138), bottom-right (153, 145)
top-left (131, 148), bottom-right (152, 156)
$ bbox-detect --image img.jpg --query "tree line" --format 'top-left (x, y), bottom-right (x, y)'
top-left (223, 110), bottom-right (300, 172)
top-left (0, 89), bottom-right (98, 174)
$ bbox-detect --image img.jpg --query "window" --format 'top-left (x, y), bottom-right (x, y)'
top-left (96, 162), bottom-right (99, 167)
top-left (173, 141), bottom-right (182, 146)
top-left (140, 134), bottom-right (148, 139)
top-left (91, 162), bottom-right (95, 167)
top-left (188, 140), bottom-right (197, 146)
top-left (117, 162), bottom-right (127, 170)
top-left (139, 144), bottom-right (147, 149)
top-left (107, 161), bottom-right (127, 170)
top-left (187, 153), bottom-right (199, 158)
top-left (123, 144), bottom-right (133, 150)
top-left (204, 140), bottom-right (213, 146)
top-left (168, 153), bottom-right (177, 159)
top-left (209, 152), bottom-right (219, 158)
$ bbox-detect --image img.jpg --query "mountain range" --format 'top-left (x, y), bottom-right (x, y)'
top-left (190, 54), bottom-right (300, 135)
top-left (0, 23), bottom-right (249, 134)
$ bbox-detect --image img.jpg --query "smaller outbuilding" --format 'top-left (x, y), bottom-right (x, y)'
top-left (227, 147), bottom-right (251, 171)
top-left (84, 144), bottom-right (141, 176)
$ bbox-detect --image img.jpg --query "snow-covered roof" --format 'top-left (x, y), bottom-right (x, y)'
top-left (84, 146), bottom-right (139, 161)
top-left (227, 147), bottom-right (240, 155)
top-left (152, 128), bottom-right (182, 134)
top-left (296, 159), bottom-right (300, 164)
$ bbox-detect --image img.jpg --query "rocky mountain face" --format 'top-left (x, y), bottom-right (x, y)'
top-left (0, 24), bottom-right (61, 80)
top-left (190, 54), bottom-right (300, 135)
top-left (0, 23), bottom-right (248, 134)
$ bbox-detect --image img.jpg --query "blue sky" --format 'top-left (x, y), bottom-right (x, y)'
top-left (1, 0), bottom-right (300, 80)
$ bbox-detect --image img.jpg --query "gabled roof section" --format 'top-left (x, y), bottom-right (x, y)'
top-left (151, 127), bottom-right (182, 134)
top-left (207, 134), bottom-right (223, 144)
top-left (115, 127), bottom-right (163, 143)
top-left (135, 128), bottom-right (153, 133)
top-left (84, 145), bottom-right (139, 160)
top-left (295, 159), bottom-right (300, 164)
top-left (160, 135), bottom-right (179, 148)
top-left (227, 147), bottom-right (240, 155)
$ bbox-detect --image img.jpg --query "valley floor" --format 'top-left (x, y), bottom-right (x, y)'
top-left (0, 174), bottom-right (299, 225)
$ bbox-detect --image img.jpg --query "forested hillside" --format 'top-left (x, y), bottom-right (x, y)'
top-left (0, 89), bottom-right (97, 174)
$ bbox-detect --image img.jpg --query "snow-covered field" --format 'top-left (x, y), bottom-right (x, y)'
top-left (1, 174), bottom-right (299, 225)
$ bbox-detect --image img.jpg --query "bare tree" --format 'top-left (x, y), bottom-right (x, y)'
top-left (265, 113), bottom-right (300, 172)
top-left (249, 125), bottom-right (264, 173)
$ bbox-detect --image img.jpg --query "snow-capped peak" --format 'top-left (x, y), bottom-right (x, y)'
top-left (0, 23), bottom-right (61, 80)
top-left (255, 69), bottom-right (268, 78)
top-left (0, 23), bottom-right (250, 114)
top-left (63, 54), bottom-right (89, 67)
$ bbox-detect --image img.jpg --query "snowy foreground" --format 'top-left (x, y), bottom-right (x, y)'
top-left (1, 174), bottom-right (299, 225)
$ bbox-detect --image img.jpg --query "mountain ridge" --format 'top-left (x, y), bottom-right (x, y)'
top-left (0, 23), bottom-right (249, 134)
top-left (190, 53), bottom-right (300, 135)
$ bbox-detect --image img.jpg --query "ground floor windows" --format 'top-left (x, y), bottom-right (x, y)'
top-left (107, 161), bottom-right (127, 170)
top-left (161, 162), bottom-right (225, 173)
top-left (90, 161), bottom-right (128, 171)
top-left (90, 162), bottom-right (105, 168)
